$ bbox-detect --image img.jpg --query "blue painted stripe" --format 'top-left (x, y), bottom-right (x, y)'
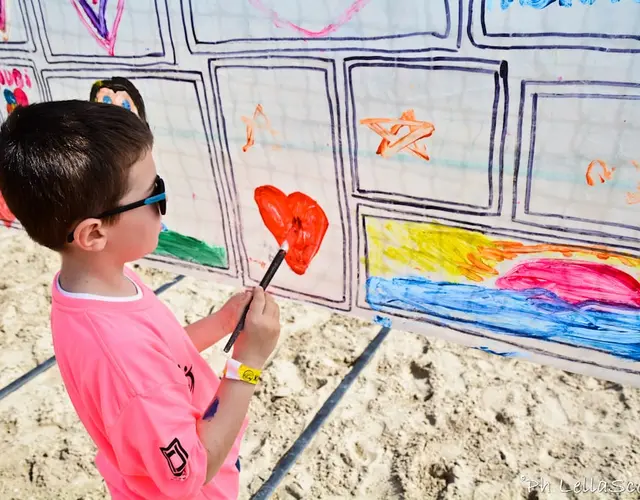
top-left (366, 276), bottom-right (640, 361)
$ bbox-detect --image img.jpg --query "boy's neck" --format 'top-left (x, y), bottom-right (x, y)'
top-left (59, 252), bottom-right (137, 297)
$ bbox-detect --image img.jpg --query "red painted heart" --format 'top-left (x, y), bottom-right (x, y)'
top-left (254, 185), bottom-right (329, 275)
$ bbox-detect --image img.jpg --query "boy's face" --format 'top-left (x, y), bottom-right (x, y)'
top-left (107, 149), bottom-right (163, 262)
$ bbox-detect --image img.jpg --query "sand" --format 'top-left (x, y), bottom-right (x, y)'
top-left (1, 227), bottom-right (639, 500)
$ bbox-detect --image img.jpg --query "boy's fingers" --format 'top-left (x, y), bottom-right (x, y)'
top-left (264, 294), bottom-right (279, 320)
top-left (248, 286), bottom-right (266, 316)
top-left (239, 290), bottom-right (252, 305)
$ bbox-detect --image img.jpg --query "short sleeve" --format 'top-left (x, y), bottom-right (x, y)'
top-left (106, 383), bottom-right (208, 500)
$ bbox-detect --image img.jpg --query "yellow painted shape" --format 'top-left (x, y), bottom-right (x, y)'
top-left (365, 218), bottom-right (640, 282)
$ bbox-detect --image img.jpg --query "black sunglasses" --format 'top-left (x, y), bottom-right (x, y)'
top-left (67, 175), bottom-right (167, 243)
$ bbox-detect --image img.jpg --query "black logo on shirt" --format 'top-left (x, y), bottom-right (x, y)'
top-left (178, 364), bottom-right (195, 393)
top-left (160, 438), bottom-right (189, 477)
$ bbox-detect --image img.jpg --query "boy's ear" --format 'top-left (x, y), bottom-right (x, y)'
top-left (71, 218), bottom-right (109, 252)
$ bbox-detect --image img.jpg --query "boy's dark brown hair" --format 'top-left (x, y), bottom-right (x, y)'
top-left (0, 100), bottom-right (154, 251)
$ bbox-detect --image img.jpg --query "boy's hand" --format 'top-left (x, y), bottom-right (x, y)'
top-left (232, 287), bottom-right (281, 369)
top-left (218, 290), bottom-right (253, 333)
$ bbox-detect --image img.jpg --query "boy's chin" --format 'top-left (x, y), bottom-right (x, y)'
top-left (125, 237), bottom-right (160, 264)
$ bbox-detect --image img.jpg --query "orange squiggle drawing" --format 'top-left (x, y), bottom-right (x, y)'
top-left (360, 109), bottom-right (435, 162)
top-left (585, 159), bottom-right (615, 186)
top-left (241, 104), bottom-right (279, 152)
top-left (626, 184), bottom-right (640, 205)
top-left (585, 159), bottom-right (640, 205)
top-left (626, 161), bottom-right (640, 204)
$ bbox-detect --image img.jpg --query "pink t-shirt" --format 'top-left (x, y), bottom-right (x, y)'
top-left (51, 267), bottom-right (247, 499)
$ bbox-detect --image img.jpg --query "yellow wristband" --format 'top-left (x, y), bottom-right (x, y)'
top-left (223, 359), bottom-right (262, 385)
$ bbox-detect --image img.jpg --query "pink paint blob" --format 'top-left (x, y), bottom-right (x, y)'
top-left (12, 68), bottom-right (22, 88)
top-left (0, 0), bottom-right (6, 34)
top-left (248, 0), bottom-right (371, 38)
top-left (0, 68), bottom-right (31, 89)
top-left (496, 258), bottom-right (640, 308)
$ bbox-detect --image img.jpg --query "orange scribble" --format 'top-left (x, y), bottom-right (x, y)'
top-left (626, 161), bottom-right (640, 204)
top-left (585, 159), bottom-right (615, 186)
top-left (360, 109), bottom-right (435, 162)
top-left (585, 158), bottom-right (640, 205)
top-left (626, 183), bottom-right (640, 205)
top-left (241, 104), bottom-right (279, 152)
top-left (367, 220), bottom-right (640, 285)
top-left (480, 241), bottom-right (637, 267)
top-left (444, 240), bottom-right (640, 282)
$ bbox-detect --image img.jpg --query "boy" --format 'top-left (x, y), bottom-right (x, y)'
top-left (0, 100), bottom-right (281, 499)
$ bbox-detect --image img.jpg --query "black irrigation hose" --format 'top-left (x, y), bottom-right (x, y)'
top-left (0, 274), bottom-right (186, 403)
top-left (0, 356), bottom-right (58, 402)
top-left (250, 326), bottom-right (392, 500)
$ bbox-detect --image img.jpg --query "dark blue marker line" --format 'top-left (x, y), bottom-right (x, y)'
top-left (0, 275), bottom-right (186, 403)
top-left (203, 397), bottom-right (219, 420)
top-left (476, 346), bottom-right (523, 357)
top-left (250, 326), bottom-right (391, 500)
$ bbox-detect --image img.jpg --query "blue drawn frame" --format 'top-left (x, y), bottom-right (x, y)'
top-left (40, 67), bottom-right (239, 277)
top-left (468, 0), bottom-right (640, 52)
top-left (513, 79), bottom-right (640, 247)
top-left (0, 0), bottom-right (36, 53)
top-left (208, 55), bottom-right (352, 310)
top-left (344, 56), bottom-right (509, 217)
top-left (181, 0), bottom-right (463, 54)
top-left (32, 0), bottom-right (176, 65)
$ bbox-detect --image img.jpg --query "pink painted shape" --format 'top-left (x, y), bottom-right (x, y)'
top-left (496, 258), bottom-right (640, 308)
top-left (0, 0), bottom-right (6, 34)
top-left (248, 0), bottom-right (371, 38)
top-left (70, 0), bottom-right (124, 56)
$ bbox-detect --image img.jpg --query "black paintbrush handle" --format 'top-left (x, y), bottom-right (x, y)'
top-left (223, 248), bottom-right (287, 353)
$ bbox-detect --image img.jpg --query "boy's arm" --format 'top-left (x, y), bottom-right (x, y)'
top-left (185, 291), bottom-right (251, 352)
top-left (197, 287), bottom-right (280, 482)
top-left (185, 314), bottom-right (228, 352)
top-left (197, 376), bottom-right (256, 481)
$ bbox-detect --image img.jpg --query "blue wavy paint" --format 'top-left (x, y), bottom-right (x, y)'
top-left (366, 276), bottom-right (640, 361)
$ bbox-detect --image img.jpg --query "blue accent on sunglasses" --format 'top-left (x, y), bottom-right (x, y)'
top-left (66, 174), bottom-right (167, 243)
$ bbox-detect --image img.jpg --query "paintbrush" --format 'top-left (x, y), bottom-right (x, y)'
top-left (223, 240), bottom-right (289, 353)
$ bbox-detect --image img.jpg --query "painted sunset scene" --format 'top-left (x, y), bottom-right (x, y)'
top-left (364, 217), bottom-right (640, 362)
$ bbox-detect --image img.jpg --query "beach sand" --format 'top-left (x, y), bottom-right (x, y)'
top-left (0, 228), bottom-right (639, 499)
